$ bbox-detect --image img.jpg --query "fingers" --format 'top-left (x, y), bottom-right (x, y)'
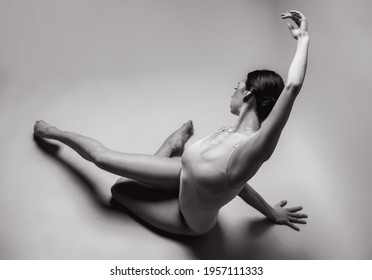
top-left (289, 10), bottom-right (306, 19)
top-left (287, 22), bottom-right (296, 33)
top-left (283, 10), bottom-right (305, 20)
top-left (288, 211), bottom-right (308, 231)
top-left (289, 10), bottom-right (302, 19)
top-left (289, 213), bottom-right (308, 219)
top-left (281, 10), bottom-right (303, 26)
top-left (281, 11), bottom-right (299, 19)
top-left (275, 201), bottom-right (308, 231)
top-left (289, 217), bottom-right (307, 224)
top-left (280, 12), bottom-right (292, 20)
top-left (287, 206), bottom-right (303, 212)
top-left (286, 221), bottom-right (300, 231)
top-left (277, 202), bottom-right (306, 213)
top-left (278, 200), bottom-right (287, 207)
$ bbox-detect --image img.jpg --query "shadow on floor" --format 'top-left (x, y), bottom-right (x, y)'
top-left (34, 136), bottom-right (308, 259)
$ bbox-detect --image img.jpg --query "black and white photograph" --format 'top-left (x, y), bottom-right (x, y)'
top-left (0, 0), bottom-right (371, 261)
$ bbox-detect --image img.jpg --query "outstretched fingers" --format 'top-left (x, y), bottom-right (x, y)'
top-left (289, 212), bottom-right (308, 219)
top-left (288, 207), bottom-right (308, 229)
top-left (286, 221), bottom-right (300, 231)
top-left (272, 200), bottom-right (308, 231)
top-left (276, 200), bottom-right (288, 207)
top-left (289, 217), bottom-right (307, 224)
top-left (285, 204), bottom-right (308, 230)
top-left (287, 206), bottom-right (303, 212)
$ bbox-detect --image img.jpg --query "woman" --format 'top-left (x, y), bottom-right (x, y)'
top-left (34, 10), bottom-right (309, 236)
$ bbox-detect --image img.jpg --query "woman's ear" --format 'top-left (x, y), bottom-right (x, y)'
top-left (243, 90), bottom-right (252, 102)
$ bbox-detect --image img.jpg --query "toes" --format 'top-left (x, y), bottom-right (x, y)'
top-left (181, 120), bottom-right (194, 135)
top-left (183, 120), bottom-right (193, 128)
top-left (33, 120), bottom-right (53, 138)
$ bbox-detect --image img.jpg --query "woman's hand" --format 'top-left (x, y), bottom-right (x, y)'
top-left (281, 10), bottom-right (308, 39)
top-left (269, 200), bottom-right (308, 231)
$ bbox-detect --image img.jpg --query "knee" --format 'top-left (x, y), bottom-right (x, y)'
top-left (91, 146), bottom-right (109, 167)
top-left (111, 184), bottom-right (130, 204)
top-left (111, 180), bottom-right (137, 200)
top-left (111, 183), bottom-right (124, 199)
top-left (111, 184), bottom-right (118, 197)
top-left (114, 177), bottom-right (132, 185)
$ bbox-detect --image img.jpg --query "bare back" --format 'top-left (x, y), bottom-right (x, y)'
top-left (179, 127), bottom-right (262, 233)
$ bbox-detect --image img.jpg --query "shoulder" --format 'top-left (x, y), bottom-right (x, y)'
top-left (218, 126), bottom-right (232, 132)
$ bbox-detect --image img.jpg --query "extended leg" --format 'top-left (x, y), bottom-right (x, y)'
top-left (34, 120), bottom-right (200, 235)
top-left (34, 120), bottom-right (182, 190)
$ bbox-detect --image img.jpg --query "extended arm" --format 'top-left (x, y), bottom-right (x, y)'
top-left (238, 183), bottom-right (275, 220)
top-left (238, 183), bottom-right (308, 231)
top-left (258, 11), bottom-right (310, 158)
top-left (284, 10), bottom-right (310, 90)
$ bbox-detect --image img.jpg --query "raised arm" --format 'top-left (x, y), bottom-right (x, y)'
top-left (238, 183), bottom-right (308, 231)
top-left (258, 10), bottom-right (310, 158)
top-left (282, 10), bottom-right (310, 90)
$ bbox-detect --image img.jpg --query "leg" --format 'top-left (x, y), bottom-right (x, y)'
top-left (154, 120), bottom-right (194, 157)
top-left (34, 120), bottom-right (182, 190)
top-left (111, 181), bottom-right (200, 236)
top-left (34, 120), bottom-right (199, 235)
top-left (110, 121), bottom-right (200, 236)
top-left (115, 120), bottom-right (193, 185)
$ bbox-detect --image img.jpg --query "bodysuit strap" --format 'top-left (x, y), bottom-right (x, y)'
top-left (225, 141), bottom-right (243, 189)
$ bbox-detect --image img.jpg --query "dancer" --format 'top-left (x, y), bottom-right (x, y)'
top-left (34, 10), bottom-right (309, 236)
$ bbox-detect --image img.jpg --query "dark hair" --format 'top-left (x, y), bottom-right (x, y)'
top-left (244, 70), bottom-right (284, 122)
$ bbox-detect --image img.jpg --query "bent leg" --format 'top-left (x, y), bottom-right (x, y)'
top-left (115, 120), bottom-right (193, 185)
top-left (110, 122), bottom-right (199, 235)
top-left (154, 120), bottom-right (194, 157)
top-left (34, 120), bottom-right (182, 190)
top-left (111, 182), bottom-right (200, 236)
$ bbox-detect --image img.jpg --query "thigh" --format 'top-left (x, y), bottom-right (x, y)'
top-left (111, 181), bottom-right (199, 236)
top-left (97, 151), bottom-right (182, 191)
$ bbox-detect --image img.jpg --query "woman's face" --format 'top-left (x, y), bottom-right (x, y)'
top-left (230, 79), bottom-right (247, 115)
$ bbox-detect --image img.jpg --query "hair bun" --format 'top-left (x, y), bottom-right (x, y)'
top-left (245, 69), bottom-right (285, 122)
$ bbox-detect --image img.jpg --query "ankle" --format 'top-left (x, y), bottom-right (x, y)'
top-left (155, 143), bottom-right (173, 157)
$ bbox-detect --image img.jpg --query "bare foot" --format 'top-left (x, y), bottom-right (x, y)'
top-left (166, 120), bottom-right (194, 153)
top-left (33, 120), bottom-right (56, 138)
top-left (154, 120), bottom-right (194, 157)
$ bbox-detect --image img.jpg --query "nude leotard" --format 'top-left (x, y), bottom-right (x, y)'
top-left (179, 128), bottom-right (248, 234)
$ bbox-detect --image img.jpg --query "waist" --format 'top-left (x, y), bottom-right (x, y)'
top-left (179, 199), bottom-right (218, 234)
top-left (179, 169), bottom-right (219, 234)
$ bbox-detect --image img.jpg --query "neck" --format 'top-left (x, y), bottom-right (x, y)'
top-left (231, 103), bottom-right (260, 133)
